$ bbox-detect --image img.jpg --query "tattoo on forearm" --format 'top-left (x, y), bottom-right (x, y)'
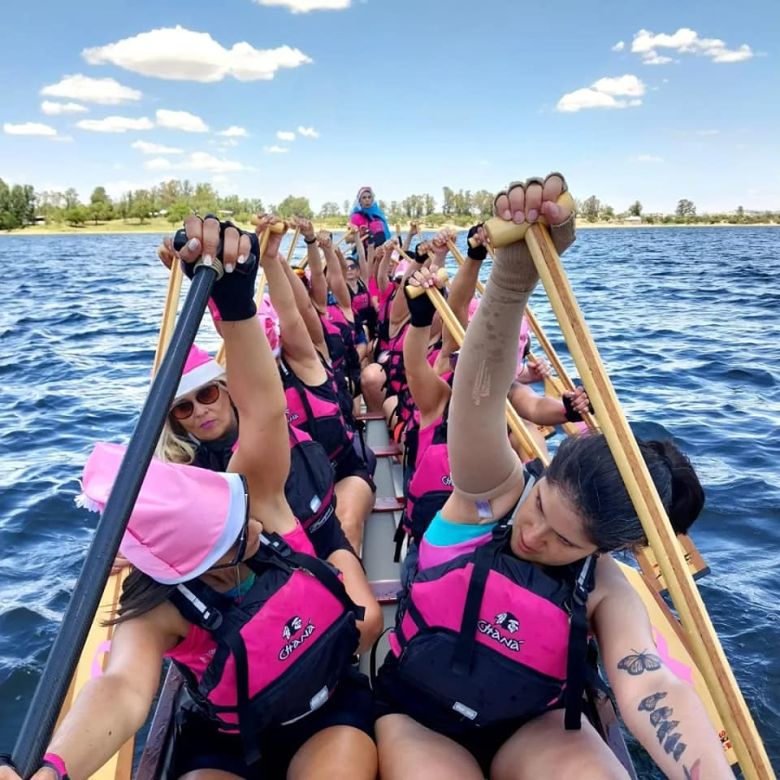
top-left (637, 689), bottom-right (702, 777)
top-left (617, 648), bottom-right (663, 675)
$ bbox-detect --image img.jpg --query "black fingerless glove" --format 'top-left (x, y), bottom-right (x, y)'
top-left (404, 285), bottom-right (436, 328)
top-left (562, 390), bottom-right (594, 423)
top-left (174, 218), bottom-right (260, 321)
top-left (466, 224), bottom-right (487, 261)
top-left (413, 244), bottom-right (429, 263)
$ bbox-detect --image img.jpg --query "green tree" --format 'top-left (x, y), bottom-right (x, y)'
top-left (130, 189), bottom-right (154, 223)
top-left (600, 204), bottom-right (615, 221)
top-left (277, 195), bottom-right (313, 219)
top-left (628, 200), bottom-right (642, 217)
top-left (581, 195), bottom-right (601, 222)
top-left (64, 187), bottom-right (80, 210)
top-left (471, 190), bottom-right (494, 221)
top-left (88, 186), bottom-right (113, 224)
top-left (64, 205), bottom-right (88, 226)
top-left (319, 201), bottom-right (340, 219)
top-left (675, 199), bottom-right (696, 218)
top-left (342, 199), bottom-right (350, 217)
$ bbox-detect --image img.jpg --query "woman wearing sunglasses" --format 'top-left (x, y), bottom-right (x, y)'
top-left (7, 216), bottom-right (380, 780)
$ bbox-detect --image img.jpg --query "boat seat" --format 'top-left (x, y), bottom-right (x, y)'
top-left (356, 411), bottom-right (387, 422)
top-left (370, 578), bottom-right (402, 604)
top-left (373, 496), bottom-right (405, 513)
top-left (372, 443), bottom-right (403, 458)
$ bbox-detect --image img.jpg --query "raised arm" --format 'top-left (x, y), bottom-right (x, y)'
top-left (299, 218), bottom-right (328, 311)
top-left (446, 175), bottom-right (575, 515)
top-left (354, 228), bottom-right (370, 283)
top-left (281, 260), bottom-right (330, 358)
top-left (318, 231), bottom-right (352, 312)
top-left (592, 557), bottom-right (733, 779)
top-left (403, 268), bottom-right (451, 423)
top-left (375, 243), bottom-right (391, 294)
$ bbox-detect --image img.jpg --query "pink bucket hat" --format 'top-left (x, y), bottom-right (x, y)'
top-left (77, 442), bottom-right (247, 584)
top-left (175, 344), bottom-right (224, 402)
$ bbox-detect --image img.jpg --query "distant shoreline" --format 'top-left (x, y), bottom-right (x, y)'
top-left (2, 220), bottom-right (778, 237)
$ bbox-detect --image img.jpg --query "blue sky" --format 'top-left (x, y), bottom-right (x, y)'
top-left (1, 0), bottom-right (777, 213)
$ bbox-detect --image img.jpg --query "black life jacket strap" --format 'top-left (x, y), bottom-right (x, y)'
top-left (451, 471), bottom-right (538, 676)
top-left (563, 554), bottom-right (598, 730)
top-left (256, 533), bottom-right (365, 622)
top-left (280, 359), bottom-right (322, 443)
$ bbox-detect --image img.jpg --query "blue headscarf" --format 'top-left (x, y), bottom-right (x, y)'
top-left (351, 186), bottom-right (391, 243)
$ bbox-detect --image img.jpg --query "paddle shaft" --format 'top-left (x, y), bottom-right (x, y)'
top-left (524, 223), bottom-right (774, 779)
top-left (11, 265), bottom-right (217, 777)
top-left (152, 261), bottom-right (183, 376)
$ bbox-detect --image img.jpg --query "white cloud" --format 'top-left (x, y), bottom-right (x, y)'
top-left (297, 125), bottom-right (319, 138)
top-left (264, 145), bottom-right (289, 154)
top-left (217, 125), bottom-right (248, 137)
top-left (82, 26), bottom-right (312, 82)
top-left (255, 0), bottom-right (351, 12)
top-left (631, 154), bottom-right (664, 162)
top-left (155, 109), bottom-right (208, 133)
top-left (181, 152), bottom-right (245, 173)
top-left (218, 138), bottom-right (240, 148)
top-left (630, 28), bottom-right (753, 65)
top-left (76, 116), bottom-right (154, 133)
top-left (3, 122), bottom-right (58, 137)
top-left (277, 130), bottom-right (296, 141)
top-left (612, 41), bottom-right (625, 52)
top-left (40, 74), bottom-right (141, 105)
top-left (144, 157), bottom-right (174, 171)
top-left (40, 100), bottom-right (88, 115)
top-left (556, 74), bottom-right (645, 112)
top-left (131, 140), bottom-right (184, 154)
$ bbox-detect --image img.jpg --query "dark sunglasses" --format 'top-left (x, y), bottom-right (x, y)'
top-left (170, 383), bottom-right (221, 420)
top-left (346, 263), bottom-right (358, 271)
top-left (209, 475), bottom-right (250, 570)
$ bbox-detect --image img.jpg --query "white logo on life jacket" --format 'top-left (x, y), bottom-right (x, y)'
top-left (477, 611), bottom-right (524, 652)
top-left (441, 475), bottom-right (453, 487)
top-left (286, 410), bottom-right (300, 423)
top-left (495, 612), bottom-right (520, 634)
top-left (279, 617), bottom-right (316, 661)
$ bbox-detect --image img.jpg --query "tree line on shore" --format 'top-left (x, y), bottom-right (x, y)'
top-left (1, 177), bottom-right (778, 231)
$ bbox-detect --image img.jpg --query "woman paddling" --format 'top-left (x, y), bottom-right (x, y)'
top-left (1, 216), bottom-right (380, 780)
top-left (374, 174), bottom-right (732, 779)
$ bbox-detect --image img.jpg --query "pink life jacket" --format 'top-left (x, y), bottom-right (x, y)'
top-left (349, 278), bottom-right (373, 323)
top-left (401, 407), bottom-right (452, 546)
top-left (168, 531), bottom-right (362, 764)
top-left (280, 359), bottom-right (353, 466)
top-left (386, 465), bottom-right (596, 732)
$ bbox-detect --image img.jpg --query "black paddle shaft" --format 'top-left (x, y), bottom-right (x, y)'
top-left (10, 263), bottom-right (217, 778)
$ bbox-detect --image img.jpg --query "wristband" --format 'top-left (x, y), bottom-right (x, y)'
top-left (304, 236), bottom-right (317, 245)
top-left (404, 286), bottom-right (436, 328)
top-left (42, 753), bottom-right (70, 780)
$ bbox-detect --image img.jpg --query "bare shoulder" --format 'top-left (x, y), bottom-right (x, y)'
top-left (587, 554), bottom-right (645, 620)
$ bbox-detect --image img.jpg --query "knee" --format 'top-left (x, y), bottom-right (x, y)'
top-left (361, 597), bottom-right (384, 646)
top-left (361, 363), bottom-right (385, 396)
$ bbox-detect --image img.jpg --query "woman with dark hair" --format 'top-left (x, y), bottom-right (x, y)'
top-left (3, 216), bottom-right (380, 780)
top-left (374, 174), bottom-right (729, 780)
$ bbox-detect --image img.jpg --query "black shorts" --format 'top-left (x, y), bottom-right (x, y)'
top-left (334, 441), bottom-right (376, 491)
top-left (173, 668), bottom-right (375, 780)
top-left (306, 501), bottom-right (356, 559)
top-left (373, 653), bottom-right (542, 777)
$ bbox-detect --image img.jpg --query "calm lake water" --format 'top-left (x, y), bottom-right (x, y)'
top-left (0, 227), bottom-right (778, 776)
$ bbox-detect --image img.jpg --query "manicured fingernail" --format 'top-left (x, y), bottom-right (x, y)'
top-left (513, 211), bottom-right (525, 224)
top-left (501, 209), bottom-right (512, 220)
top-left (202, 254), bottom-right (213, 267)
top-left (224, 263), bottom-right (234, 273)
top-left (237, 254), bottom-right (246, 265)
top-left (187, 238), bottom-right (199, 251)
top-left (527, 209), bottom-right (538, 222)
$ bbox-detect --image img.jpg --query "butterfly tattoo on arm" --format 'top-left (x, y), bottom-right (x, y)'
top-left (617, 648), bottom-right (663, 676)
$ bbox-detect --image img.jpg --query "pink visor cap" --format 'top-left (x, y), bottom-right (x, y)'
top-left (175, 344), bottom-right (224, 402)
top-left (77, 442), bottom-right (247, 584)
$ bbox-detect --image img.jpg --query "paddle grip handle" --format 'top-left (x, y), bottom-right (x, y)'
top-left (405, 268), bottom-right (449, 299)
top-left (472, 191), bottom-right (576, 248)
top-left (10, 265), bottom-right (217, 777)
